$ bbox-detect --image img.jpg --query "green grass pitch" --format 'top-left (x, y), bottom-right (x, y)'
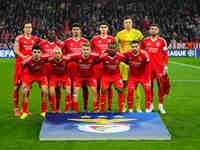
top-left (0, 57), bottom-right (200, 150)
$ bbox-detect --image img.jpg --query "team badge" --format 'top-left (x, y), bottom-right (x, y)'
top-left (156, 42), bottom-right (160, 47)
top-left (89, 59), bottom-right (92, 63)
top-left (98, 40), bottom-right (102, 44)
top-left (147, 42), bottom-right (151, 46)
top-left (115, 59), bottom-right (119, 64)
top-left (71, 43), bottom-right (74, 46)
top-left (138, 57), bottom-right (142, 62)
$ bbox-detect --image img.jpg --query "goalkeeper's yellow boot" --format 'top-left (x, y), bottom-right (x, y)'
top-left (40, 112), bottom-right (46, 118)
top-left (20, 113), bottom-right (28, 120)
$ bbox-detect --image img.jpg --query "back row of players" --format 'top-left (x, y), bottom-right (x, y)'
top-left (13, 16), bottom-right (169, 119)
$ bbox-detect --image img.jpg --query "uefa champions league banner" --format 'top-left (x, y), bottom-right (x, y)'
top-left (168, 48), bottom-right (197, 57)
top-left (0, 48), bottom-right (15, 58)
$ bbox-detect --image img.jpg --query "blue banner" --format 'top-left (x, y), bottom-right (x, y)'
top-left (0, 48), bottom-right (15, 58)
top-left (168, 49), bottom-right (196, 57)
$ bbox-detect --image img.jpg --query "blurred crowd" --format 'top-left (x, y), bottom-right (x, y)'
top-left (0, 0), bottom-right (200, 49)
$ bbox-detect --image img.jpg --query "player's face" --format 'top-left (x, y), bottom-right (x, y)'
top-left (108, 44), bottom-right (116, 56)
top-left (131, 43), bottom-right (139, 54)
top-left (123, 19), bottom-right (133, 30)
top-left (82, 46), bottom-right (90, 57)
top-left (32, 49), bottom-right (41, 60)
top-left (24, 24), bottom-right (32, 34)
top-left (100, 25), bottom-right (108, 35)
top-left (47, 32), bottom-right (56, 42)
top-left (72, 27), bottom-right (81, 37)
top-left (149, 26), bottom-right (159, 36)
top-left (53, 48), bottom-right (63, 60)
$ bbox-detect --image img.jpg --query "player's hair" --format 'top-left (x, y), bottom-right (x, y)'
top-left (71, 23), bottom-right (81, 30)
top-left (24, 21), bottom-right (32, 27)
top-left (131, 40), bottom-right (139, 44)
top-left (99, 21), bottom-right (109, 27)
top-left (123, 16), bottom-right (133, 21)
top-left (32, 43), bottom-right (42, 52)
top-left (108, 41), bottom-right (117, 48)
top-left (149, 24), bottom-right (160, 29)
top-left (53, 46), bottom-right (62, 53)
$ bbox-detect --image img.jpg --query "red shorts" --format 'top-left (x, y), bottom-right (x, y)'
top-left (49, 75), bottom-right (71, 87)
top-left (22, 74), bottom-right (48, 87)
top-left (128, 75), bottom-right (151, 90)
top-left (93, 63), bottom-right (103, 80)
top-left (151, 65), bottom-right (164, 81)
top-left (74, 76), bottom-right (97, 87)
top-left (14, 61), bottom-right (23, 85)
top-left (101, 74), bottom-right (123, 90)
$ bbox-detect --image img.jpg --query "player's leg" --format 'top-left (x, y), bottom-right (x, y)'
top-left (114, 76), bottom-right (124, 112)
top-left (127, 79), bottom-right (138, 112)
top-left (73, 87), bottom-right (80, 112)
top-left (82, 83), bottom-right (89, 112)
top-left (13, 62), bottom-right (22, 116)
top-left (107, 84), bottom-right (113, 112)
top-left (20, 85), bottom-right (30, 119)
top-left (90, 86), bottom-right (98, 112)
top-left (141, 80), bottom-right (152, 112)
top-left (64, 85), bottom-right (71, 112)
top-left (100, 76), bottom-right (110, 112)
top-left (40, 85), bottom-right (48, 117)
top-left (55, 87), bottom-right (61, 112)
top-left (49, 86), bottom-right (57, 112)
top-left (135, 86), bottom-right (142, 112)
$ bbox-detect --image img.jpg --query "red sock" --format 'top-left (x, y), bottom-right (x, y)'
top-left (108, 88), bottom-right (113, 110)
top-left (83, 86), bottom-right (89, 110)
top-left (145, 87), bottom-right (151, 109)
top-left (13, 89), bottom-right (19, 109)
top-left (158, 87), bottom-right (164, 104)
top-left (50, 96), bottom-right (56, 112)
top-left (100, 93), bottom-right (107, 112)
top-left (55, 88), bottom-right (61, 110)
top-left (22, 101), bottom-right (28, 113)
top-left (93, 101), bottom-right (98, 112)
top-left (64, 96), bottom-right (72, 112)
top-left (127, 89), bottom-right (134, 110)
top-left (118, 93), bottom-right (124, 112)
top-left (41, 102), bottom-right (48, 113)
top-left (73, 102), bottom-right (78, 112)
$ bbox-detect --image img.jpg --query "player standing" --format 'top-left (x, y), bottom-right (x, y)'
top-left (99, 42), bottom-right (125, 112)
top-left (13, 22), bottom-right (39, 116)
top-left (20, 44), bottom-right (48, 119)
top-left (68, 43), bottom-right (99, 112)
top-left (123, 41), bottom-right (152, 112)
top-left (90, 22), bottom-right (115, 112)
top-left (63, 23), bottom-right (89, 112)
top-left (115, 16), bottom-right (143, 112)
top-left (48, 47), bottom-right (71, 112)
top-left (140, 24), bottom-right (168, 114)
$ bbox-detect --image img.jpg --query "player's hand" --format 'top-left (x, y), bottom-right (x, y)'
top-left (163, 66), bottom-right (168, 75)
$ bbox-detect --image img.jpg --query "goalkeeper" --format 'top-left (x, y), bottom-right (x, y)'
top-left (115, 16), bottom-right (143, 112)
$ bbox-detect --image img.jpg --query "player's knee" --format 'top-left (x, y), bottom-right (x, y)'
top-left (123, 81), bottom-right (128, 88)
top-left (116, 88), bottom-right (123, 94)
top-left (23, 88), bottom-right (29, 96)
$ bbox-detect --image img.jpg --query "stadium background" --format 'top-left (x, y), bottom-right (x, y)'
top-left (0, 0), bottom-right (200, 149)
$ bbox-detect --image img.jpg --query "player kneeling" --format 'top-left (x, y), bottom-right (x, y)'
top-left (69, 43), bottom-right (99, 112)
top-left (48, 47), bottom-right (72, 113)
top-left (21, 44), bottom-right (49, 119)
top-left (123, 40), bottom-right (152, 112)
top-left (100, 42), bottom-right (125, 112)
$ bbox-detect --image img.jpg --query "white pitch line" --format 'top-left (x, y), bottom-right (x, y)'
top-left (169, 61), bottom-right (200, 69)
top-left (171, 80), bottom-right (200, 82)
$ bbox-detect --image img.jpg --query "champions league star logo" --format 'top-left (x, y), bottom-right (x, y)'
top-left (68, 115), bottom-right (136, 134)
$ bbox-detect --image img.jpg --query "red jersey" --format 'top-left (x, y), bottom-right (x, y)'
top-left (63, 37), bottom-right (88, 54)
top-left (140, 37), bottom-right (168, 70)
top-left (123, 50), bottom-right (150, 77)
top-left (69, 53), bottom-right (99, 77)
top-left (100, 52), bottom-right (124, 75)
top-left (21, 54), bottom-right (49, 76)
top-left (39, 40), bottom-right (58, 56)
top-left (14, 34), bottom-right (39, 62)
top-left (48, 56), bottom-right (70, 77)
top-left (90, 35), bottom-right (115, 54)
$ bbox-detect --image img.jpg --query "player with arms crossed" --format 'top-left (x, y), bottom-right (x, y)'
top-left (115, 16), bottom-right (143, 112)
top-left (99, 42), bottom-right (125, 112)
top-left (140, 24), bottom-right (168, 114)
top-left (68, 43), bottom-right (99, 112)
top-left (13, 22), bottom-right (39, 116)
top-left (123, 40), bottom-right (152, 112)
top-left (90, 22), bottom-right (115, 112)
top-left (63, 23), bottom-right (89, 112)
top-left (20, 44), bottom-right (49, 119)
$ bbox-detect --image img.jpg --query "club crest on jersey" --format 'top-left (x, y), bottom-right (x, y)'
top-left (79, 59), bottom-right (82, 63)
top-left (98, 40), bottom-right (102, 44)
top-left (71, 43), bottom-right (74, 46)
top-left (147, 42), bottom-right (151, 46)
top-left (32, 40), bottom-right (34, 44)
top-left (115, 59), bottom-right (119, 64)
top-left (89, 59), bottom-right (92, 63)
top-left (156, 42), bottom-right (160, 47)
top-left (53, 64), bottom-right (56, 66)
top-left (138, 57), bottom-right (142, 62)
